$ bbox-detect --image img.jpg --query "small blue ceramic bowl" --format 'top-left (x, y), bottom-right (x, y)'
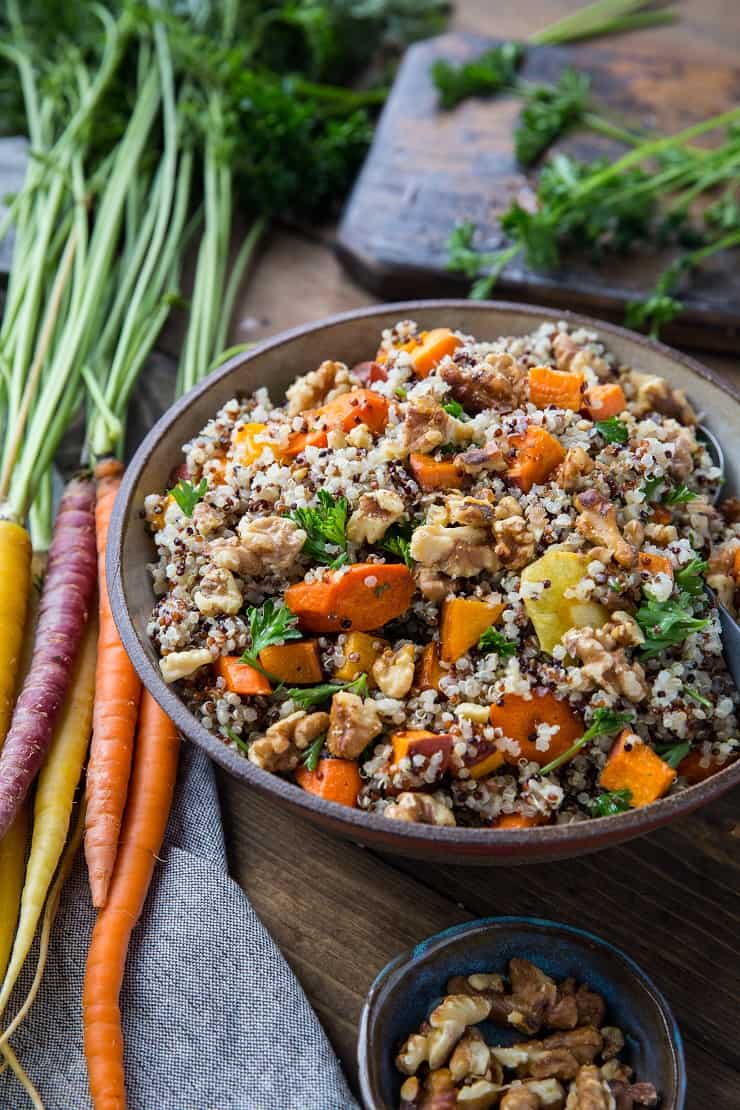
top-left (358, 917), bottom-right (686, 1110)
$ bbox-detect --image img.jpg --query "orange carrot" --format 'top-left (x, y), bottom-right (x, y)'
top-left (409, 453), bottom-right (464, 491)
top-left (528, 366), bottom-right (584, 411)
top-left (85, 460), bottom-right (144, 909)
top-left (217, 655), bottom-right (273, 696)
top-left (83, 693), bottom-right (179, 1109)
top-left (440, 597), bottom-right (505, 663)
top-left (677, 748), bottom-right (734, 785)
top-left (258, 640), bottom-right (322, 684)
top-left (599, 729), bottom-right (676, 806)
top-left (638, 551), bottom-right (673, 579)
top-left (491, 813), bottom-right (547, 829)
top-left (390, 730), bottom-right (453, 775)
top-left (409, 328), bottom-right (461, 378)
top-left (285, 562), bottom-right (414, 633)
top-left (583, 383), bottom-right (626, 420)
top-left (489, 692), bottom-right (583, 767)
top-left (295, 758), bottom-right (362, 807)
top-left (417, 642), bottom-right (446, 692)
top-left (283, 389), bottom-right (389, 456)
top-left (507, 425), bottom-right (565, 492)
top-left (283, 428), bottom-right (328, 458)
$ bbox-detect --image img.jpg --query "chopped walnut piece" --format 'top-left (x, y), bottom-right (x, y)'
top-left (600, 1058), bottom-right (633, 1084)
top-left (506, 960), bottom-right (558, 1035)
top-left (418, 1068), bottom-right (457, 1110)
top-left (397, 1033), bottom-right (430, 1076)
top-left (500, 1085), bottom-right (540, 1110)
top-left (552, 333), bottom-right (610, 380)
top-left (526, 1048), bottom-right (581, 1081)
top-left (599, 1027), bottom-right (625, 1061)
top-left (494, 512), bottom-right (536, 569)
top-left (456, 1077), bottom-right (506, 1109)
top-left (159, 647), bottom-right (212, 684)
top-left (427, 995), bottom-right (492, 1069)
top-left (346, 489), bottom-right (405, 544)
top-left (248, 711), bottom-right (329, 773)
top-left (191, 500), bottom-right (224, 536)
top-left (193, 565), bottom-right (243, 616)
top-left (385, 792), bottom-right (457, 827)
top-left (721, 497), bottom-right (740, 524)
top-left (526, 1079), bottom-right (567, 1109)
top-left (627, 370), bottom-right (696, 425)
top-left (372, 643), bottom-right (416, 698)
top-left (212, 516), bottom-right (306, 577)
top-left (572, 984), bottom-right (607, 1030)
top-left (403, 395), bottom-right (455, 454)
top-left (416, 567), bottom-right (453, 602)
top-left (622, 519), bottom-right (645, 547)
top-left (562, 622), bottom-right (648, 703)
top-left (326, 691), bottom-right (382, 759)
top-left (285, 359), bottom-right (350, 416)
top-left (441, 352), bottom-right (527, 412)
top-left (410, 524), bottom-right (499, 578)
top-left (444, 493), bottom-right (495, 528)
top-left (544, 989), bottom-right (579, 1032)
top-left (539, 1027), bottom-right (603, 1066)
top-left (400, 1075), bottom-right (420, 1110)
top-left (566, 1063), bottom-right (615, 1109)
top-left (553, 332), bottom-right (579, 372)
top-left (448, 1027), bottom-right (493, 1083)
top-left (608, 1081), bottom-right (659, 1109)
top-left (556, 447), bottom-right (595, 493)
top-left (457, 440), bottom-right (508, 475)
top-left (575, 490), bottom-right (637, 568)
top-left (446, 973), bottom-right (506, 999)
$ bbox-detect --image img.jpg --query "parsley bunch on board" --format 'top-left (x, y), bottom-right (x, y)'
top-left (432, 43), bottom-right (523, 110)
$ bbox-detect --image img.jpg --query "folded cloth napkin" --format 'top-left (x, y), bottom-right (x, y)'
top-left (0, 742), bottom-right (359, 1110)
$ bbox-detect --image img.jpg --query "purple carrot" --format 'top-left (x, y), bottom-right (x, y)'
top-left (0, 476), bottom-right (97, 840)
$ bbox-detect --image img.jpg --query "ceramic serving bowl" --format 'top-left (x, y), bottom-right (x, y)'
top-left (357, 916), bottom-right (686, 1110)
top-left (108, 300), bottom-right (740, 865)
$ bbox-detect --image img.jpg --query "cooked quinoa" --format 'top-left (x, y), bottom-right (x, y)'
top-left (144, 319), bottom-right (740, 828)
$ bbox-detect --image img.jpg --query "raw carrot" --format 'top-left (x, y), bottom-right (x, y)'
top-left (285, 562), bottom-right (415, 633)
top-left (0, 616), bottom-right (97, 1017)
top-left (0, 521), bottom-right (32, 744)
top-left (489, 692), bottom-right (584, 767)
top-left (217, 655), bottom-right (273, 695)
top-left (0, 807), bottom-right (27, 985)
top-left (258, 640), bottom-right (323, 684)
top-left (583, 383), bottom-right (626, 420)
top-left (295, 758), bottom-right (362, 807)
top-left (409, 453), bottom-right (464, 491)
top-left (528, 366), bottom-right (584, 411)
top-left (507, 425), bottom-right (565, 492)
top-left (0, 477), bottom-right (97, 841)
top-left (440, 597), bottom-right (505, 663)
top-left (409, 328), bottom-right (461, 378)
top-left (599, 729), bottom-right (676, 806)
top-left (83, 692), bottom-right (180, 1110)
top-left (85, 460), bottom-right (143, 909)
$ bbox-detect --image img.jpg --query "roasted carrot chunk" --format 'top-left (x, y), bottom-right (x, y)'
top-left (417, 642), bottom-right (446, 692)
top-left (638, 551), bottom-right (673, 579)
top-left (599, 729), bottom-right (676, 807)
top-left (285, 563), bottom-right (415, 634)
top-left (282, 428), bottom-right (328, 458)
top-left (677, 748), bottom-right (733, 785)
top-left (583, 383), bottom-right (626, 420)
top-left (489, 692), bottom-right (583, 767)
top-left (466, 743), bottom-right (505, 780)
top-left (410, 328), bottom-right (462, 378)
top-left (295, 758), bottom-right (362, 807)
top-left (375, 337), bottom-right (420, 365)
top-left (313, 388), bottom-right (389, 434)
top-left (391, 730), bottom-right (453, 776)
top-left (491, 812), bottom-right (547, 829)
top-left (528, 366), bottom-right (584, 411)
top-left (650, 505), bottom-right (673, 525)
top-left (507, 425), bottom-right (565, 492)
top-left (217, 656), bottom-right (272, 696)
top-left (258, 641), bottom-right (323, 685)
top-left (440, 597), bottom-right (505, 663)
top-left (334, 630), bottom-right (388, 683)
top-left (409, 453), bottom-right (464, 491)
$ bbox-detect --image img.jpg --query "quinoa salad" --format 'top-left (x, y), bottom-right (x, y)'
top-left (144, 319), bottom-right (740, 829)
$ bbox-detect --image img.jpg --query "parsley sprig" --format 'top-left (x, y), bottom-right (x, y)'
top-left (301, 733), bottom-right (326, 771)
top-left (169, 477), bottom-right (207, 517)
top-left (515, 69), bottom-right (591, 166)
top-left (586, 788), bottom-right (632, 817)
top-left (684, 685), bottom-right (711, 708)
top-left (222, 723), bottom-right (250, 756)
top-left (478, 627), bottom-right (516, 658)
top-left (442, 399), bottom-right (467, 419)
top-left (657, 740), bottom-right (691, 769)
top-left (240, 600), bottom-right (301, 670)
top-left (675, 558), bottom-right (707, 597)
top-left (431, 43), bottom-right (523, 110)
top-left (539, 708), bottom-right (635, 776)
top-left (288, 490), bottom-right (350, 568)
top-left (381, 521), bottom-right (414, 568)
top-left (286, 673), bottom-right (368, 710)
top-left (665, 483), bottom-right (698, 506)
top-left (636, 594), bottom-right (708, 658)
top-left (595, 416), bottom-right (628, 444)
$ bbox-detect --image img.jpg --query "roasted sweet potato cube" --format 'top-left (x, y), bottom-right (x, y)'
top-left (599, 729), bottom-right (676, 807)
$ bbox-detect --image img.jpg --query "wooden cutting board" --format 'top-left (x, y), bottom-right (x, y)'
top-left (336, 32), bottom-right (740, 352)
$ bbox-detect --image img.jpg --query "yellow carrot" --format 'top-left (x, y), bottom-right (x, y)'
top-left (0, 615), bottom-right (97, 1018)
top-left (0, 807), bottom-right (28, 982)
top-left (0, 521), bottom-right (32, 742)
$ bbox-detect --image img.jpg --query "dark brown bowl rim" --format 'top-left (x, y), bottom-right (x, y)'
top-left (108, 299), bottom-right (740, 852)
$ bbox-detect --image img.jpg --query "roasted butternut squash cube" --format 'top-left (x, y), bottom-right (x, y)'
top-left (599, 730), bottom-right (676, 807)
top-left (440, 597), bottom-right (505, 663)
top-left (391, 730), bottom-right (453, 777)
top-left (334, 631), bottom-right (389, 683)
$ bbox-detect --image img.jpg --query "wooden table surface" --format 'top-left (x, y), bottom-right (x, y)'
top-left (202, 4), bottom-right (740, 1107)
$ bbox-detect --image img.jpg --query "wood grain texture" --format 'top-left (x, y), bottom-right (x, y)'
top-left (337, 31), bottom-right (740, 352)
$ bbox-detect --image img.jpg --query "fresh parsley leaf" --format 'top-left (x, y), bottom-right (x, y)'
top-left (608, 576), bottom-right (625, 594)
top-left (431, 42), bottom-right (523, 110)
top-left (640, 476), bottom-right (665, 502)
top-left (222, 723), bottom-right (249, 756)
top-left (442, 399), bottom-right (466, 419)
top-left (437, 442), bottom-right (459, 456)
top-left (288, 490), bottom-right (349, 568)
top-left (657, 740), bottom-right (691, 769)
top-left (684, 685), bottom-right (711, 708)
top-left (301, 733), bottom-right (326, 771)
top-left (586, 789), bottom-right (632, 817)
top-left (169, 477), bottom-right (207, 517)
top-left (446, 220), bottom-right (515, 294)
top-left (675, 558), bottom-right (707, 597)
top-left (665, 483), bottom-right (698, 506)
top-left (539, 708), bottom-right (635, 776)
top-left (394, 386), bottom-right (408, 400)
top-left (636, 594), bottom-right (709, 657)
top-left (478, 627), bottom-right (516, 658)
top-left (595, 416), bottom-right (628, 444)
top-left (381, 521), bottom-right (414, 568)
top-left (285, 673), bottom-right (368, 710)
top-left (514, 68), bottom-right (591, 167)
top-left (241, 600), bottom-right (301, 668)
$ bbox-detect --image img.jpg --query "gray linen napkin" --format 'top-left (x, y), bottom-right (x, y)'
top-left (0, 742), bottom-right (359, 1110)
